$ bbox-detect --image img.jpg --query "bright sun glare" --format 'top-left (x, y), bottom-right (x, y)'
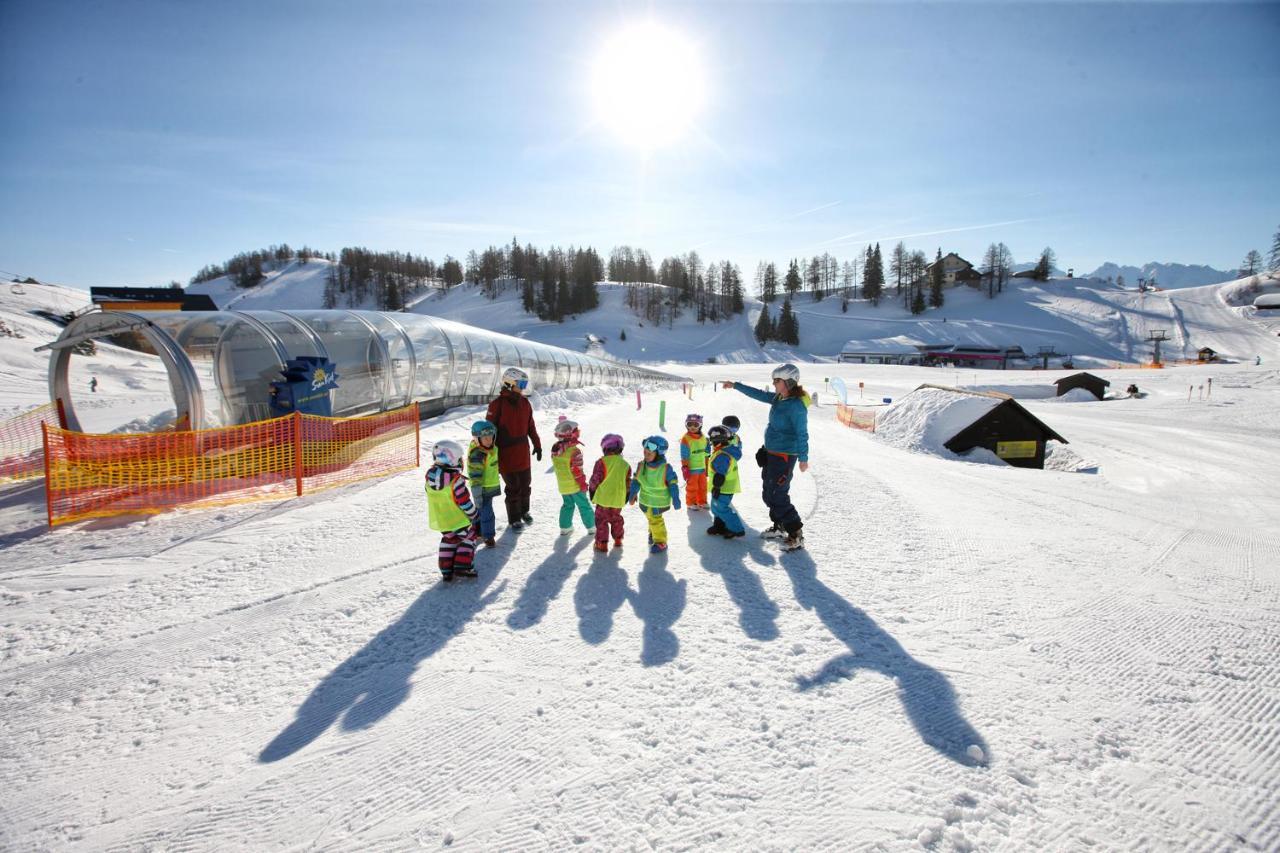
top-left (591, 22), bottom-right (706, 150)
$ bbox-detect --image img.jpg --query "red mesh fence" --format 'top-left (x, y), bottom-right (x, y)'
top-left (0, 403), bottom-right (60, 482)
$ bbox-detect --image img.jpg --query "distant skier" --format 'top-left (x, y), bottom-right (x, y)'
top-left (486, 367), bottom-right (542, 530)
top-left (627, 435), bottom-right (681, 554)
top-left (89, 376), bottom-right (98, 393)
top-left (722, 363), bottom-right (811, 551)
top-left (1257, 356), bottom-right (1262, 366)
top-left (425, 440), bottom-right (479, 582)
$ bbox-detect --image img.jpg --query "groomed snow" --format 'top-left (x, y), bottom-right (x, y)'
top-left (2, 280), bottom-right (1279, 849)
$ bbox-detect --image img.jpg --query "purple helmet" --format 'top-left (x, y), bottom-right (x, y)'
top-left (601, 433), bottom-right (625, 453)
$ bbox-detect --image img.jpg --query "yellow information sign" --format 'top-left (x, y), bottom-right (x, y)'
top-left (996, 440), bottom-right (1038, 459)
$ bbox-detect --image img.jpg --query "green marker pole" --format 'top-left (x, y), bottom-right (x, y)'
top-left (658, 399), bottom-right (666, 431)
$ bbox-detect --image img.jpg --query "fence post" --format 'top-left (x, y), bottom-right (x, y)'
top-left (293, 410), bottom-right (304, 497)
top-left (41, 422), bottom-right (53, 528)
top-left (636, 389), bottom-right (642, 410)
top-left (414, 406), bottom-right (421, 467)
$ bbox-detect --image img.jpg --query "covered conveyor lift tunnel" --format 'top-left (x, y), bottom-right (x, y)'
top-left (41, 309), bottom-right (684, 433)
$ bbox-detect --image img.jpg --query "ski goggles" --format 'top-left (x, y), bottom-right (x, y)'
top-left (643, 439), bottom-right (663, 453)
top-left (475, 427), bottom-right (496, 438)
top-left (505, 378), bottom-right (529, 390)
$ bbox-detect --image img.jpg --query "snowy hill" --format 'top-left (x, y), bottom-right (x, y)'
top-left (1085, 261), bottom-right (1235, 289)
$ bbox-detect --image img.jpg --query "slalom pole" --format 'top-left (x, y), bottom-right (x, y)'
top-left (658, 400), bottom-right (666, 431)
top-left (636, 389), bottom-right (642, 410)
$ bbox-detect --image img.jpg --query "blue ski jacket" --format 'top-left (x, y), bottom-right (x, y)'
top-left (731, 382), bottom-right (810, 462)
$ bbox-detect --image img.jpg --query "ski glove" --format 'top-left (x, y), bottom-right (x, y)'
top-left (755, 446), bottom-right (768, 468)
top-left (534, 447), bottom-right (542, 461)
top-left (681, 464), bottom-right (690, 479)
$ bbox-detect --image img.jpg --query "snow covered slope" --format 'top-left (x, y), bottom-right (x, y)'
top-left (186, 260), bottom-right (1280, 366)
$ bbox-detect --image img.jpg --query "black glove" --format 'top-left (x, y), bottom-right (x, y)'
top-left (711, 487), bottom-right (721, 500)
top-left (589, 487), bottom-right (597, 501)
top-left (755, 446), bottom-right (768, 468)
top-left (534, 447), bottom-right (543, 461)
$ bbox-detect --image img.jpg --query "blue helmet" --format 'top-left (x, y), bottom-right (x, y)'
top-left (471, 419), bottom-right (496, 438)
top-left (642, 435), bottom-right (668, 455)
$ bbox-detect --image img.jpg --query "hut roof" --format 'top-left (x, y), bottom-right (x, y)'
top-left (1054, 372), bottom-right (1111, 388)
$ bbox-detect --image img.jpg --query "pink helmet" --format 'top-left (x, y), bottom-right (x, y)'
top-left (601, 433), bottom-right (624, 453)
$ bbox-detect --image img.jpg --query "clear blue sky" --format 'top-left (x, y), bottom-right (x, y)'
top-left (1, 0), bottom-right (1277, 289)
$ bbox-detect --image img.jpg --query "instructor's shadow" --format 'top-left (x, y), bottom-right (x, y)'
top-left (259, 542), bottom-right (515, 763)
top-left (780, 549), bottom-right (990, 767)
top-left (687, 530), bottom-right (780, 642)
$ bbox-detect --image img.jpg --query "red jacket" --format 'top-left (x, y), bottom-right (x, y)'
top-left (486, 389), bottom-right (542, 473)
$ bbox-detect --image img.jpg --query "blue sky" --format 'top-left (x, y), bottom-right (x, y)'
top-left (1, 0), bottom-right (1277, 289)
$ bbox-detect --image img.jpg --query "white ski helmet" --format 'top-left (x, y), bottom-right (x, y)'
top-left (771, 363), bottom-right (801, 385)
top-left (431, 439), bottom-right (465, 468)
top-left (502, 366), bottom-right (530, 391)
top-left (553, 418), bottom-right (579, 438)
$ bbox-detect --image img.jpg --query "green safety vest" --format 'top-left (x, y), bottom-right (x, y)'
top-left (552, 444), bottom-right (581, 495)
top-left (594, 454), bottom-right (629, 508)
top-left (636, 460), bottom-right (672, 509)
top-left (468, 440), bottom-right (500, 490)
top-left (426, 478), bottom-right (471, 532)
top-left (710, 447), bottom-right (741, 495)
top-left (683, 433), bottom-right (708, 471)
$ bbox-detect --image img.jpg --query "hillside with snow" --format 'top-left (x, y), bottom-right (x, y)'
top-left (186, 259), bottom-right (1280, 367)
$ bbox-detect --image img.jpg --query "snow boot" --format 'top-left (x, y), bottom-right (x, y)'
top-left (613, 538), bottom-right (623, 549)
top-left (560, 527), bottom-right (573, 536)
top-left (594, 541), bottom-right (609, 553)
top-left (483, 537), bottom-right (496, 548)
top-left (760, 524), bottom-right (786, 540)
top-left (650, 542), bottom-right (668, 554)
top-left (722, 529), bottom-right (746, 540)
top-left (509, 520), bottom-right (524, 532)
top-left (440, 571), bottom-right (455, 583)
top-left (706, 521), bottom-right (728, 536)
top-left (453, 565), bottom-right (477, 578)
top-left (521, 512), bottom-right (534, 524)
top-left (780, 533), bottom-right (805, 552)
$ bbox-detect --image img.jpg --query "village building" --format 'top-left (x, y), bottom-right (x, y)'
top-left (1054, 372), bottom-right (1110, 400)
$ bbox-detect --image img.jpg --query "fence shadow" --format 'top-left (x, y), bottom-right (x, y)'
top-left (573, 549), bottom-right (629, 645)
top-left (259, 541), bottom-right (515, 763)
top-left (686, 530), bottom-right (780, 642)
top-left (507, 534), bottom-right (592, 630)
top-left (628, 553), bottom-right (687, 667)
top-left (779, 549), bottom-right (989, 767)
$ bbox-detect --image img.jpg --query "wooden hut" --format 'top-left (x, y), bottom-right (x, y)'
top-left (1053, 372), bottom-right (1111, 400)
top-left (891, 384), bottom-right (1068, 469)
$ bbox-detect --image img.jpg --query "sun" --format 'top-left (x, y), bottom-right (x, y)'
top-left (591, 22), bottom-right (706, 151)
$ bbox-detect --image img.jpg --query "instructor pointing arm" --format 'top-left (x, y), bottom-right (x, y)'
top-left (721, 363), bottom-right (811, 551)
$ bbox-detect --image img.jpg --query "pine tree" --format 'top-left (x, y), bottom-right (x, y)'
top-left (863, 243), bottom-right (884, 306)
top-left (890, 242), bottom-right (907, 297)
top-left (910, 285), bottom-right (926, 315)
top-left (728, 264), bottom-right (745, 314)
top-left (1270, 226), bottom-right (1280, 272)
top-left (777, 297), bottom-right (800, 345)
top-left (1035, 247), bottom-right (1056, 281)
top-left (806, 256), bottom-right (822, 300)
top-left (754, 305), bottom-right (773, 344)
top-left (762, 262), bottom-right (779, 303)
top-left (784, 259), bottom-right (802, 297)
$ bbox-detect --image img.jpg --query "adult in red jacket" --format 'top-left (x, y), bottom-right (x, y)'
top-left (486, 367), bottom-right (543, 529)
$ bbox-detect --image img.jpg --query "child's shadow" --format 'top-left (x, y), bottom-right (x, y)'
top-left (507, 535), bottom-right (592, 630)
top-left (628, 553), bottom-right (687, 667)
top-left (259, 542), bottom-right (515, 763)
top-left (687, 528), bottom-right (780, 642)
top-left (574, 549), bottom-right (630, 645)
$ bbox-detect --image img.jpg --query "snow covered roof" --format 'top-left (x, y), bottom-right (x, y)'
top-left (840, 335), bottom-right (928, 354)
top-left (874, 384), bottom-right (1066, 458)
top-left (1254, 293), bottom-right (1280, 309)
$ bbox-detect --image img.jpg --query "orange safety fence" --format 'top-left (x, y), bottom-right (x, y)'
top-left (43, 406), bottom-right (420, 526)
top-left (835, 403), bottom-right (877, 432)
top-left (1, 402), bottom-right (61, 482)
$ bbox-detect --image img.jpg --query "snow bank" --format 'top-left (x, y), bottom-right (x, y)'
top-left (1044, 387), bottom-right (1101, 403)
top-left (872, 386), bottom-right (1002, 458)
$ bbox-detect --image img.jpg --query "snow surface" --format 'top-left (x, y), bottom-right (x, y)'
top-left (3, 278), bottom-right (1280, 850)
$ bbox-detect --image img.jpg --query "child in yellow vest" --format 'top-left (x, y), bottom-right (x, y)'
top-left (425, 439), bottom-right (479, 582)
top-left (467, 420), bottom-right (501, 548)
top-left (588, 433), bottom-right (632, 552)
top-left (680, 413), bottom-right (710, 510)
top-left (551, 418), bottom-right (595, 536)
top-left (705, 424), bottom-right (746, 538)
top-left (627, 435), bottom-right (681, 553)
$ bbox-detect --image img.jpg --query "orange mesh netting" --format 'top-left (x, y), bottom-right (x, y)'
top-left (835, 403), bottom-right (877, 432)
top-left (43, 406), bottom-right (420, 526)
top-left (1, 403), bottom-right (60, 482)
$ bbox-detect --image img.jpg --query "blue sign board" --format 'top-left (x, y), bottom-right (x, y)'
top-left (269, 356), bottom-right (339, 417)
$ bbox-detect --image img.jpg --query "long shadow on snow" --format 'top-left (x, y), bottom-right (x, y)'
top-left (259, 537), bottom-right (515, 763)
top-left (507, 534), bottom-right (593, 630)
top-left (779, 549), bottom-right (989, 767)
top-left (574, 548), bottom-right (629, 645)
top-left (627, 552), bottom-right (687, 667)
top-left (686, 528), bottom-right (780, 642)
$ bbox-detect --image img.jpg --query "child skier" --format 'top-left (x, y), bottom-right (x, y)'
top-left (467, 420), bottom-right (501, 547)
top-left (425, 439), bottom-right (479, 582)
top-left (680, 413), bottom-right (710, 510)
top-left (551, 418), bottom-right (595, 536)
top-left (588, 433), bottom-right (631, 552)
top-left (705, 424), bottom-right (746, 539)
top-left (627, 435), bottom-right (681, 553)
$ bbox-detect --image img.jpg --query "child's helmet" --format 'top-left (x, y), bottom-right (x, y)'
top-left (431, 439), bottom-right (465, 468)
top-left (708, 424), bottom-right (732, 445)
top-left (471, 419), bottom-right (496, 438)
top-left (642, 435), bottom-right (668, 455)
top-left (771, 363), bottom-right (800, 385)
top-left (685, 413), bottom-right (703, 430)
top-left (601, 433), bottom-right (624, 453)
top-left (721, 415), bottom-right (741, 433)
top-left (553, 418), bottom-right (579, 439)
top-left (502, 367), bottom-right (530, 391)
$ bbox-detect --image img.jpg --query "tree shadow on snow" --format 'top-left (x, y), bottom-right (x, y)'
top-left (686, 529), bottom-right (780, 642)
top-left (258, 539), bottom-right (515, 763)
top-left (780, 549), bottom-right (990, 768)
top-left (506, 535), bottom-right (592, 630)
top-left (573, 548), bottom-right (629, 646)
top-left (627, 553), bottom-right (687, 667)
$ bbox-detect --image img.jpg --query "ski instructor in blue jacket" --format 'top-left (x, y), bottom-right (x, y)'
top-left (721, 363), bottom-right (810, 551)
